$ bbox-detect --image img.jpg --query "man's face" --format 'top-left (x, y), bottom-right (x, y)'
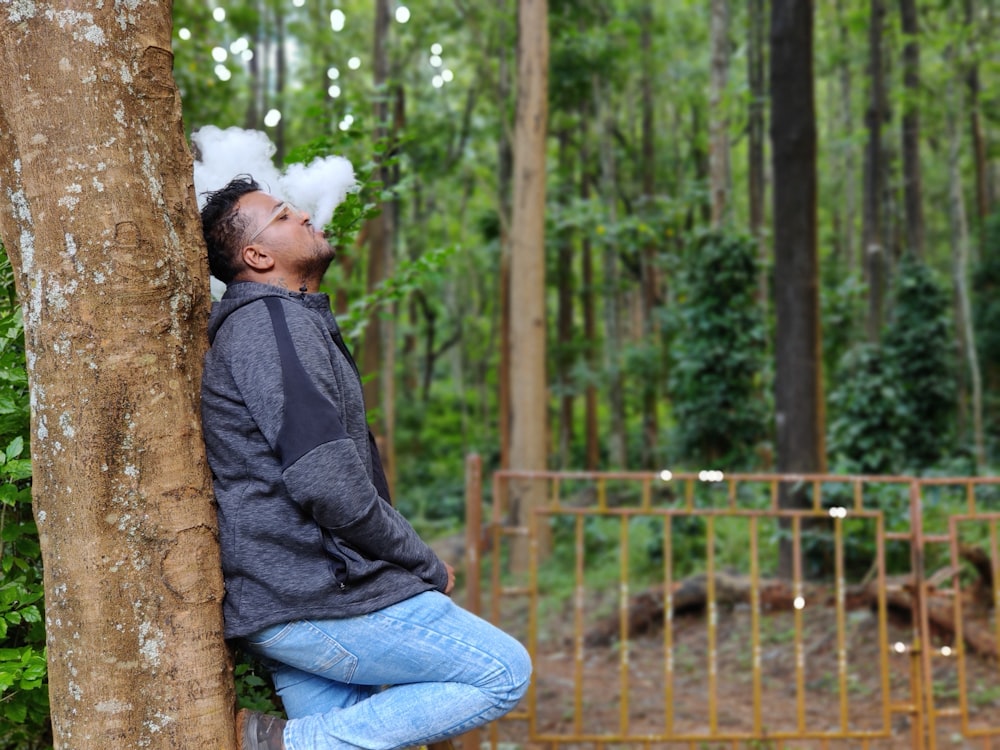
top-left (238, 190), bottom-right (335, 273)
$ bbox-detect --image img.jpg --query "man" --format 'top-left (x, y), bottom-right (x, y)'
top-left (199, 176), bottom-right (531, 750)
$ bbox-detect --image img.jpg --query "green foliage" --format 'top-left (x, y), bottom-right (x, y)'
top-left (882, 255), bottom-right (956, 468)
top-left (828, 257), bottom-right (954, 474)
top-left (667, 230), bottom-right (769, 468)
top-left (0, 247), bottom-right (47, 750)
top-left (234, 655), bottom-right (283, 715)
top-left (973, 211), bottom-right (1000, 460)
top-left (827, 344), bottom-right (908, 475)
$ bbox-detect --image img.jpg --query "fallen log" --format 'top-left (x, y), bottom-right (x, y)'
top-left (584, 571), bottom-right (997, 658)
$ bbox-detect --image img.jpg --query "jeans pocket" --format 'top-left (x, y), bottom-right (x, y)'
top-left (242, 621), bottom-right (296, 649)
top-left (248, 620), bottom-right (360, 683)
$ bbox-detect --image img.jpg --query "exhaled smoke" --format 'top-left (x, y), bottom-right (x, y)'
top-left (192, 125), bottom-right (356, 229)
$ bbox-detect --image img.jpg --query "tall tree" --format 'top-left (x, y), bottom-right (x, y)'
top-left (509, 0), bottom-right (550, 568)
top-left (639, 0), bottom-right (661, 467)
top-left (748, 0), bottom-right (768, 303)
top-left (0, 4), bottom-right (233, 748)
top-left (364, 0), bottom-right (399, 490)
top-left (964, 0), bottom-right (990, 232)
top-left (899, 0), bottom-right (925, 258)
top-left (863, 0), bottom-right (888, 340)
top-left (832, 0), bottom-right (859, 275)
top-left (709, 0), bottom-right (732, 227)
top-left (770, 0), bottom-right (825, 575)
top-left (498, 0), bottom-right (514, 470)
top-left (596, 72), bottom-right (627, 468)
top-left (945, 31), bottom-right (986, 469)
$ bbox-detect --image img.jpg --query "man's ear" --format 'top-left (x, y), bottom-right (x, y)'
top-left (241, 243), bottom-right (275, 272)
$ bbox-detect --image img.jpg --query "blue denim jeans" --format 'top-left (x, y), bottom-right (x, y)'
top-left (240, 591), bottom-right (532, 750)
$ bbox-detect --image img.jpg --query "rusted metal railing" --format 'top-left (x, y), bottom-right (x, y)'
top-left (462, 457), bottom-right (1000, 750)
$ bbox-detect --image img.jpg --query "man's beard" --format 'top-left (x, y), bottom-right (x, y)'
top-left (297, 240), bottom-right (336, 282)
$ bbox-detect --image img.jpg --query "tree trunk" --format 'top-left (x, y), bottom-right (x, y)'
top-left (833, 0), bottom-right (858, 276)
top-left (899, 0), bottom-right (924, 258)
top-left (274, 8), bottom-right (286, 164)
top-left (509, 0), bottom-right (550, 569)
top-left (596, 74), bottom-right (627, 469)
top-left (639, 0), bottom-right (660, 468)
top-left (498, 0), bottom-right (514, 470)
top-left (945, 43), bottom-right (986, 470)
top-left (770, 0), bottom-right (825, 577)
top-left (555, 131), bottom-right (575, 469)
top-left (748, 0), bottom-right (768, 304)
top-left (964, 0), bottom-right (990, 234)
top-left (863, 0), bottom-right (888, 341)
top-left (580, 119), bottom-right (600, 471)
top-left (0, 5), bottom-right (234, 748)
top-left (363, 0), bottom-right (398, 491)
top-left (709, 0), bottom-right (732, 228)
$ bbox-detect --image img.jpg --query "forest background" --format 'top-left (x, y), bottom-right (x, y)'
top-left (2, 0), bottom-right (1000, 747)
top-left (180, 0), bottom-right (1000, 493)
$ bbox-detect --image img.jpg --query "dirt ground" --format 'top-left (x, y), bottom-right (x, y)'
top-left (479, 594), bottom-right (1000, 749)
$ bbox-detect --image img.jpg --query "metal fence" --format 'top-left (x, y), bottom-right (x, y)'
top-left (461, 457), bottom-right (1000, 750)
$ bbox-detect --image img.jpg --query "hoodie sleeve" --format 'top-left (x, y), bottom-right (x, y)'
top-left (226, 297), bottom-right (449, 591)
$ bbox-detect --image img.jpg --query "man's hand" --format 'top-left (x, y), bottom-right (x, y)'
top-left (444, 562), bottom-right (455, 595)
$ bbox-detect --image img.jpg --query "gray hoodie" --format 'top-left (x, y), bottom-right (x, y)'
top-left (201, 282), bottom-right (448, 639)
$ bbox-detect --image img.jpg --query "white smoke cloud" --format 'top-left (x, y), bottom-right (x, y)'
top-left (191, 125), bottom-right (356, 228)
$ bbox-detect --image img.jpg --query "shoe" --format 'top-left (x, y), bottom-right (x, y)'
top-left (236, 708), bottom-right (286, 750)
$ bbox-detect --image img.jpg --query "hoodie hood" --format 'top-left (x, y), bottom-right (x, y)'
top-left (207, 282), bottom-right (334, 343)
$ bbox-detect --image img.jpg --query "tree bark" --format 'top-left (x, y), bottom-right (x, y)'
top-left (580, 119), bottom-right (600, 471)
top-left (899, 0), bottom-right (925, 258)
top-left (945, 44), bottom-right (985, 470)
top-left (555, 131), bottom-right (575, 469)
top-left (748, 0), bottom-right (768, 305)
top-left (0, 4), bottom-right (234, 748)
top-left (509, 0), bottom-right (550, 569)
top-left (863, 0), bottom-right (888, 341)
top-left (833, 0), bottom-right (858, 275)
top-left (639, 0), bottom-right (660, 468)
top-left (364, 0), bottom-right (398, 491)
top-left (596, 74), bottom-right (627, 469)
top-left (964, 0), bottom-right (990, 234)
top-left (709, 0), bottom-right (732, 228)
top-left (498, 0), bottom-right (514, 470)
top-left (770, 0), bottom-right (825, 577)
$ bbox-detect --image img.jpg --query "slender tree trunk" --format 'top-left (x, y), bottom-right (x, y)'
top-left (0, 5), bottom-right (233, 748)
top-left (834, 0), bottom-right (858, 276)
top-left (965, 0), bottom-right (990, 232)
top-left (639, 0), bottom-right (660, 468)
top-left (946, 43), bottom-right (986, 470)
top-left (580, 120), bottom-right (600, 471)
top-left (275, 9), bottom-right (286, 163)
top-left (863, 0), bottom-right (888, 341)
top-left (509, 0), bottom-right (550, 569)
top-left (364, 0), bottom-right (398, 491)
top-left (748, 0), bottom-right (768, 304)
top-left (770, 0), bottom-right (825, 577)
top-left (498, 0), bottom-right (514, 470)
top-left (555, 131), bottom-right (575, 468)
top-left (710, 0), bottom-right (732, 227)
top-left (899, 0), bottom-right (924, 258)
top-left (595, 74), bottom-right (627, 469)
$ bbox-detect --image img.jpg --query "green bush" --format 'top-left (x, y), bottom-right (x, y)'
top-left (882, 255), bottom-right (956, 469)
top-left (666, 230), bottom-right (769, 468)
top-left (0, 261), bottom-right (48, 749)
top-left (828, 256), bottom-right (954, 475)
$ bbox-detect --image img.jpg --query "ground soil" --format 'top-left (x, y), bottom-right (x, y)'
top-left (474, 590), bottom-right (1000, 750)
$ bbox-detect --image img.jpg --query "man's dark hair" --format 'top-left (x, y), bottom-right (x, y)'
top-left (200, 175), bottom-right (261, 283)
